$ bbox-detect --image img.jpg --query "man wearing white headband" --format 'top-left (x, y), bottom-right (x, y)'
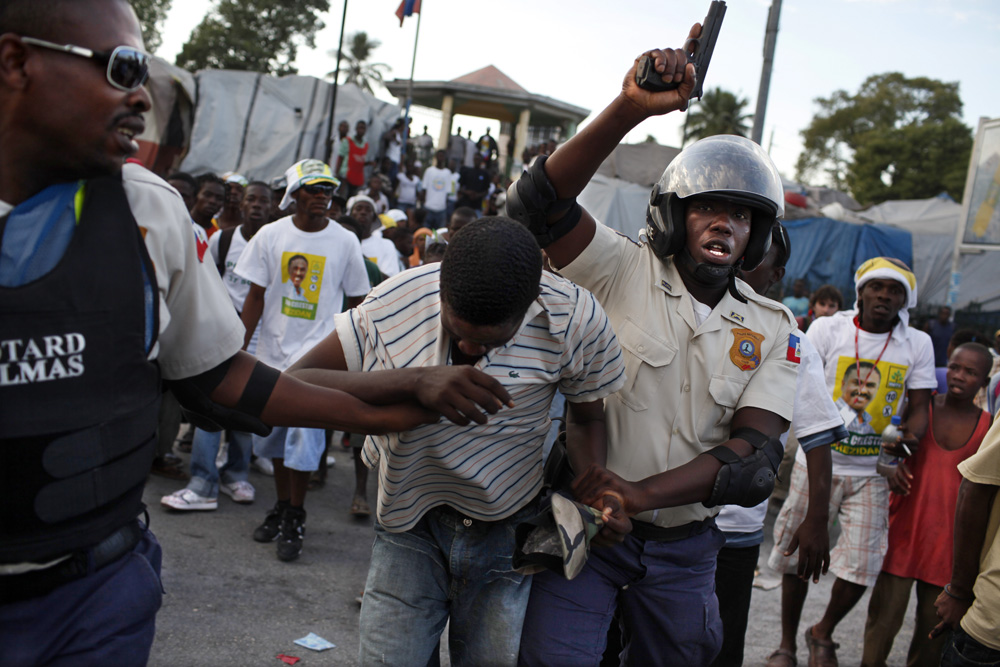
top-left (765, 256), bottom-right (936, 667)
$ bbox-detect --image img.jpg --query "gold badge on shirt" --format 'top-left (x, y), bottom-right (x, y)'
top-left (729, 328), bottom-right (765, 371)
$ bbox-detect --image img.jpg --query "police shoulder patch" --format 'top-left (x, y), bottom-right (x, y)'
top-left (729, 328), bottom-right (766, 371)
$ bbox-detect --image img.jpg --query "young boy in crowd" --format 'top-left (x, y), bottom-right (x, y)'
top-left (861, 343), bottom-right (993, 666)
top-left (797, 284), bottom-right (843, 332)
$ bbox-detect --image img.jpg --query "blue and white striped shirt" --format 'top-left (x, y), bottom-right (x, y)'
top-left (334, 264), bottom-right (626, 532)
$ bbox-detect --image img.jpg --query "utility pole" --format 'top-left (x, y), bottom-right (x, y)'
top-left (324, 0), bottom-right (349, 165)
top-left (751, 0), bottom-right (781, 145)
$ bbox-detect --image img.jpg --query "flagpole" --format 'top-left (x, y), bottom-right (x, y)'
top-left (400, 4), bottom-right (422, 164)
top-left (324, 0), bottom-right (349, 165)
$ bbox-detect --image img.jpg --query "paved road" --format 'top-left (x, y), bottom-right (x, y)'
top-left (146, 440), bottom-right (917, 666)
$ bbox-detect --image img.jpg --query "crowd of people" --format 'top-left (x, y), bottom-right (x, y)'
top-left (4, 3), bottom-right (1000, 667)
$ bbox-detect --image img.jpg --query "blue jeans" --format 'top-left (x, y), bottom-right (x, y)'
top-left (424, 208), bottom-right (447, 229)
top-left (187, 428), bottom-right (252, 497)
top-left (942, 627), bottom-right (1000, 667)
top-left (0, 526), bottom-right (162, 666)
top-left (358, 503), bottom-right (537, 666)
top-left (519, 524), bottom-right (725, 667)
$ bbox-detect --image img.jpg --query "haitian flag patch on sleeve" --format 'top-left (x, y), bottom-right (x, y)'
top-left (786, 333), bottom-right (801, 364)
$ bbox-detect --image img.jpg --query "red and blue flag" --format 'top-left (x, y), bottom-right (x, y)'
top-left (786, 333), bottom-right (801, 364)
top-left (395, 0), bottom-right (421, 26)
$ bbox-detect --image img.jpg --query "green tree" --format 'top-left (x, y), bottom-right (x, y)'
top-left (327, 32), bottom-right (390, 94)
top-left (129, 0), bottom-right (172, 54)
top-left (795, 72), bottom-right (973, 205)
top-left (681, 87), bottom-right (752, 144)
top-left (176, 0), bottom-right (329, 76)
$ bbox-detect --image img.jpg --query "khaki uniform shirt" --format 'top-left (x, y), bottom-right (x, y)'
top-left (560, 223), bottom-right (798, 528)
top-left (958, 416), bottom-right (1000, 651)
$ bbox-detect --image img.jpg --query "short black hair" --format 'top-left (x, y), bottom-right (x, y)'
top-left (439, 217), bottom-right (542, 326)
top-left (953, 342), bottom-right (993, 378)
top-left (337, 215), bottom-right (364, 241)
top-left (195, 172), bottom-right (224, 194)
top-left (166, 171), bottom-right (197, 189)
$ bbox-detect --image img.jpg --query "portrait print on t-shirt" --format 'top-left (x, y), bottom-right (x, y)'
top-left (830, 355), bottom-right (908, 457)
top-left (281, 251), bottom-right (325, 320)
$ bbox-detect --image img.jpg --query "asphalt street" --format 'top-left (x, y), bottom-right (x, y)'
top-left (145, 438), bottom-right (918, 666)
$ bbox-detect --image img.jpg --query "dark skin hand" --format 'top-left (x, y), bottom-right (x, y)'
top-left (930, 478), bottom-right (997, 638)
top-left (541, 23), bottom-right (702, 270)
top-left (563, 399), bottom-right (631, 546)
top-left (784, 445), bottom-right (832, 582)
top-left (287, 327), bottom-right (514, 427)
top-left (207, 350), bottom-right (437, 434)
top-left (572, 407), bottom-right (787, 516)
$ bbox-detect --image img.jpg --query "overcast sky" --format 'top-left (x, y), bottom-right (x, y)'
top-left (157, 0), bottom-right (999, 182)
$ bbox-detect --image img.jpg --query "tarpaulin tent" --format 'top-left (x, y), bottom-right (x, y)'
top-left (134, 56), bottom-right (197, 175)
top-left (180, 72), bottom-right (401, 182)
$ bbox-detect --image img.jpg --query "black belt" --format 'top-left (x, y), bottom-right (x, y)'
top-left (630, 516), bottom-right (716, 542)
top-left (0, 520), bottom-right (143, 605)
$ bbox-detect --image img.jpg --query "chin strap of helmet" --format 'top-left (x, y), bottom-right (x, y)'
top-left (675, 249), bottom-right (749, 303)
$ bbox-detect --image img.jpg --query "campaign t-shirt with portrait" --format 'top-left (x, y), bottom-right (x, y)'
top-left (803, 309), bottom-right (936, 477)
top-left (234, 216), bottom-right (369, 370)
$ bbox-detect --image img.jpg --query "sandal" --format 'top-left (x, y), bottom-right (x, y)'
top-left (765, 648), bottom-right (797, 667)
top-left (350, 498), bottom-right (371, 517)
top-left (804, 626), bottom-right (839, 667)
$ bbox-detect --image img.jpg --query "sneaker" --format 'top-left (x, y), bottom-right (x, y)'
top-left (276, 507), bottom-right (306, 562)
top-left (161, 488), bottom-right (217, 511)
top-left (253, 501), bottom-right (287, 542)
top-left (221, 480), bottom-right (255, 504)
top-left (251, 456), bottom-right (274, 476)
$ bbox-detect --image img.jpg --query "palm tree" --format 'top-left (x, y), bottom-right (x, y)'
top-left (682, 87), bottom-right (753, 145)
top-left (327, 31), bottom-right (391, 94)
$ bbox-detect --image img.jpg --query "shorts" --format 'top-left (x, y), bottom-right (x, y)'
top-left (252, 426), bottom-right (325, 472)
top-left (768, 461), bottom-right (889, 587)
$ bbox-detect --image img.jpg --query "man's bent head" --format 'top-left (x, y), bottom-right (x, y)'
top-left (439, 217), bottom-right (542, 329)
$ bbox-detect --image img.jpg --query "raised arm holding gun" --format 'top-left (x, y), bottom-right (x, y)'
top-left (513, 21), bottom-right (799, 666)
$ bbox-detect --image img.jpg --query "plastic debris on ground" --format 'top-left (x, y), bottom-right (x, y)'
top-left (294, 632), bottom-right (337, 651)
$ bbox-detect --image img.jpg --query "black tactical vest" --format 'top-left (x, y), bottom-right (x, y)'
top-left (0, 175), bottom-right (162, 563)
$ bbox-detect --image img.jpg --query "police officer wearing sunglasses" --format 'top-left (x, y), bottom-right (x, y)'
top-left (0, 1), bottom-right (512, 663)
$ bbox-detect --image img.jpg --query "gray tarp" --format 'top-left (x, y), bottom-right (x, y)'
top-left (181, 73), bottom-right (400, 183)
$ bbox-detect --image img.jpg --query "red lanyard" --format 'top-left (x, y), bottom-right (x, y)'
top-left (854, 316), bottom-right (892, 391)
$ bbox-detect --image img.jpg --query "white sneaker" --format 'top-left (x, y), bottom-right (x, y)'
top-left (326, 455), bottom-right (336, 467)
top-left (251, 457), bottom-right (274, 476)
top-left (221, 480), bottom-right (255, 504)
top-left (161, 488), bottom-right (217, 511)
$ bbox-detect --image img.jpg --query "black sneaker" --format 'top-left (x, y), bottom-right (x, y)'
top-left (253, 501), bottom-right (288, 543)
top-left (276, 506), bottom-right (306, 562)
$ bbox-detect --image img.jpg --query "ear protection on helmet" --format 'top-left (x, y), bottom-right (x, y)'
top-left (645, 135), bottom-right (785, 271)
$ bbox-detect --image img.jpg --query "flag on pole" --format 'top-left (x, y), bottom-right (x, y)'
top-left (395, 0), bottom-right (421, 26)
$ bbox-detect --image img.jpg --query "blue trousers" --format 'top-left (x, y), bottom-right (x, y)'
top-left (0, 526), bottom-right (163, 666)
top-left (188, 428), bottom-right (252, 497)
top-left (358, 504), bottom-right (536, 667)
top-left (519, 524), bottom-right (725, 666)
top-left (942, 627), bottom-right (1000, 667)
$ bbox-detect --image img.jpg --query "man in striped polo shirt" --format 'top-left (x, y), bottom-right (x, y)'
top-left (291, 217), bottom-right (627, 666)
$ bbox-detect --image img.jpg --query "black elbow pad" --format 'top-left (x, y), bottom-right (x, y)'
top-left (702, 428), bottom-right (784, 508)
